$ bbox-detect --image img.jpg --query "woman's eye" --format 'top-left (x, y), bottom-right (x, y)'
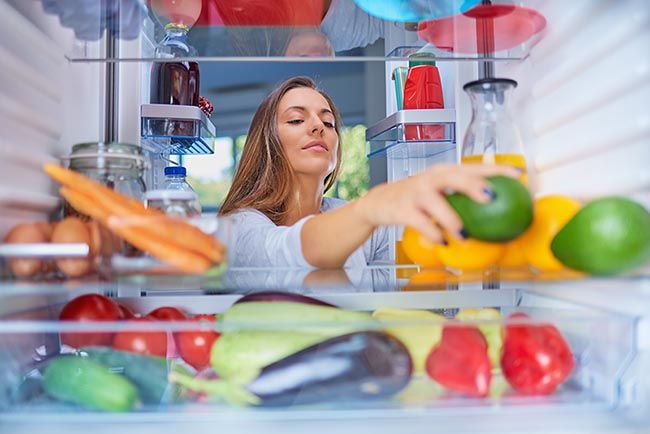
top-left (288, 119), bottom-right (303, 125)
top-left (323, 121), bottom-right (335, 128)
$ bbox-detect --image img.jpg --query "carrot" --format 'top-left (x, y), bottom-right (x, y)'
top-left (107, 215), bottom-right (225, 263)
top-left (59, 187), bottom-right (110, 222)
top-left (106, 219), bottom-right (213, 274)
top-left (61, 187), bottom-right (213, 273)
top-left (44, 164), bottom-right (157, 216)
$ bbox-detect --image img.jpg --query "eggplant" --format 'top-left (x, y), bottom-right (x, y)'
top-left (247, 331), bottom-right (412, 406)
top-left (234, 290), bottom-right (336, 307)
top-left (172, 331), bottom-right (413, 407)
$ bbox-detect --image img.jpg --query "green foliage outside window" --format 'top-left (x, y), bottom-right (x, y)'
top-left (326, 124), bottom-right (369, 201)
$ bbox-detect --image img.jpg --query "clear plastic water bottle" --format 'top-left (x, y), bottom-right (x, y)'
top-left (145, 166), bottom-right (202, 217)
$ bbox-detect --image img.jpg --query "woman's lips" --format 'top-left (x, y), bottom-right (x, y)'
top-left (303, 142), bottom-right (328, 152)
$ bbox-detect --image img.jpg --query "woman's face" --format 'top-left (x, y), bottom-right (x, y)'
top-left (276, 87), bottom-right (339, 181)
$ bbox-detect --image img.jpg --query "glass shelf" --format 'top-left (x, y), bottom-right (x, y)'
top-left (140, 104), bottom-right (216, 155)
top-left (60, 0), bottom-right (546, 63)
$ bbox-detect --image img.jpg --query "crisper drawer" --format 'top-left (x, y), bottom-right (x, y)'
top-left (0, 284), bottom-right (646, 431)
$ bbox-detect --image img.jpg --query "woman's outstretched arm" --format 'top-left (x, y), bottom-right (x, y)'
top-left (301, 163), bottom-right (521, 268)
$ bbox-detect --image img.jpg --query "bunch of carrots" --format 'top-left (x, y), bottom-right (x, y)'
top-left (43, 164), bottom-right (225, 274)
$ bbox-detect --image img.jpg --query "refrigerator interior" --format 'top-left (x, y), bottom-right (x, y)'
top-left (0, 0), bottom-right (649, 433)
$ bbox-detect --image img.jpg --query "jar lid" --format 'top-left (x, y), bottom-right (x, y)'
top-left (66, 142), bottom-right (145, 164)
top-left (164, 166), bottom-right (187, 176)
top-left (145, 190), bottom-right (198, 201)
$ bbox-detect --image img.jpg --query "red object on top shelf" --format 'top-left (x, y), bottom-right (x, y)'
top-left (417, 4), bottom-right (546, 55)
top-left (195, 0), bottom-right (326, 26)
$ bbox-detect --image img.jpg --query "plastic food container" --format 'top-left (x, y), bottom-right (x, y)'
top-left (0, 285), bottom-right (642, 418)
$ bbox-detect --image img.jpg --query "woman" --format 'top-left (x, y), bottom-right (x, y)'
top-left (220, 76), bottom-right (519, 268)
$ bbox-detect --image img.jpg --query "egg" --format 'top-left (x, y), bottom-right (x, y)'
top-left (51, 217), bottom-right (93, 278)
top-left (34, 221), bottom-right (54, 240)
top-left (4, 222), bottom-right (50, 277)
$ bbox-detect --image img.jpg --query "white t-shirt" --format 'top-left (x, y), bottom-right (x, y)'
top-left (320, 0), bottom-right (387, 52)
top-left (228, 197), bottom-right (390, 268)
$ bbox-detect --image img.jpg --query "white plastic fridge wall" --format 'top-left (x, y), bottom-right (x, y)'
top-left (493, 0), bottom-right (650, 207)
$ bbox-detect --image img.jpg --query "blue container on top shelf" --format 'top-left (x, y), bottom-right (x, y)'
top-left (354, 0), bottom-right (481, 22)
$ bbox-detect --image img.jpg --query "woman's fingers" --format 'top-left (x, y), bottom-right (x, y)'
top-left (419, 193), bottom-right (464, 239)
top-left (403, 211), bottom-right (443, 244)
top-left (430, 170), bottom-right (493, 204)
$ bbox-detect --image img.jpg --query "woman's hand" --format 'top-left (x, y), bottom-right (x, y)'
top-left (352, 164), bottom-right (522, 243)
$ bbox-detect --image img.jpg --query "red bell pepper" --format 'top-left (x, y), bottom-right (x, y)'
top-left (425, 324), bottom-right (491, 397)
top-left (501, 313), bottom-right (575, 395)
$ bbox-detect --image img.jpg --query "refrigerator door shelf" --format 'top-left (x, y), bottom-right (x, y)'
top-left (366, 109), bottom-right (457, 161)
top-left (140, 104), bottom-right (216, 155)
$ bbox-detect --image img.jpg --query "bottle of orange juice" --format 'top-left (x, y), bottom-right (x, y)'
top-left (460, 78), bottom-right (528, 185)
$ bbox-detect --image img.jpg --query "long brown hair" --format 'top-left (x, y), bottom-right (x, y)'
top-left (219, 76), bottom-right (343, 224)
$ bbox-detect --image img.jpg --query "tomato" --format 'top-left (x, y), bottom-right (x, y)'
top-left (59, 293), bottom-right (122, 348)
top-left (112, 317), bottom-right (168, 357)
top-left (117, 304), bottom-right (137, 319)
top-left (146, 306), bottom-right (187, 321)
top-left (177, 314), bottom-right (220, 371)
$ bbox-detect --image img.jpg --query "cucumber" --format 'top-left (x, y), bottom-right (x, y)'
top-left (42, 356), bottom-right (138, 412)
top-left (81, 347), bottom-right (189, 404)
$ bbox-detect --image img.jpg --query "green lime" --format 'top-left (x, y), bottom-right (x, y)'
top-left (551, 197), bottom-right (650, 275)
top-left (446, 176), bottom-right (533, 242)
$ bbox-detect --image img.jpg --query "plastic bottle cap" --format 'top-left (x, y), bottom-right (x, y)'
top-left (145, 190), bottom-right (198, 201)
top-left (164, 166), bottom-right (187, 176)
top-left (408, 52), bottom-right (436, 68)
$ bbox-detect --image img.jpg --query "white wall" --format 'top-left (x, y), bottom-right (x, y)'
top-left (499, 0), bottom-right (650, 207)
top-left (0, 0), bottom-right (101, 236)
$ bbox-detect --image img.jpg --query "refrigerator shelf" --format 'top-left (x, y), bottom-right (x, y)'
top-left (61, 1), bottom-right (543, 63)
top-left (140, 104), bottom-right (216, 155)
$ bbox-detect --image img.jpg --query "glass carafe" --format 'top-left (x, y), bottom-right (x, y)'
top-left (461, 78), bottom-right (528, 184)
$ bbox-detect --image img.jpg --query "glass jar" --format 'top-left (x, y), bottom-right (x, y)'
top-left (461, 78), bottom-right (528, 184)
top-left (65, 142), bottom-right (147, 217)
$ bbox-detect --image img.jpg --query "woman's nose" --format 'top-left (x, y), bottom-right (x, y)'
top-left (310, 118), bottom-right (325, 135)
